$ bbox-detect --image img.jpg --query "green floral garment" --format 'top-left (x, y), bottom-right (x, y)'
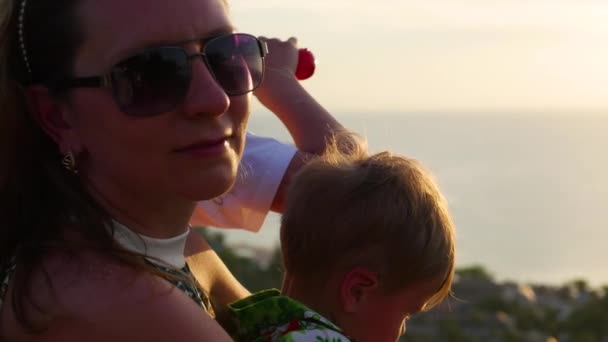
top-left (149, 261), bottom-right (213, 315)
top-left (229, 289), bottom-right (352, 342)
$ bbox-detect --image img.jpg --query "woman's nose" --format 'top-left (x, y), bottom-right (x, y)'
top-left (180, 57), bottom-right (230, 118)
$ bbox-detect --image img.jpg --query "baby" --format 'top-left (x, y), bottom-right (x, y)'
top-left (230, 145), bottom-right (456, 342)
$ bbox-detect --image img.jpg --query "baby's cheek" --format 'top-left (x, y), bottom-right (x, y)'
top-left (399, 319), bottom-right (407, 337)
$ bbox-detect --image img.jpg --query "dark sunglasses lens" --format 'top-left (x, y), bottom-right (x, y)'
top-left (204, 34), bottom-right (264, 96)
top-left (111, 48), bottom-right (190, 116)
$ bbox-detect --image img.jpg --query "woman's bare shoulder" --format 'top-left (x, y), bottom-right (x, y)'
top-left (4, 250), bottom-right (232, 341)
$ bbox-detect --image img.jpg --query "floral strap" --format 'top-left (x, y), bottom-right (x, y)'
top-left (0, 261), bottom-right (17, 309)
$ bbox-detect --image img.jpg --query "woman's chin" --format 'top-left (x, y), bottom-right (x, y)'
top-left (177, 164), bottom-right (239, 201)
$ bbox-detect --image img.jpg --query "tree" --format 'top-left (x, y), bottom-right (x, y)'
top-left (456, 265), bottom-right (494, 282)
top-left (564, 294), bottom-right (608, 340)
top-left (196, 228), bottom-right (284, 292)
top-left (438, 319), bottom-right (476, 342)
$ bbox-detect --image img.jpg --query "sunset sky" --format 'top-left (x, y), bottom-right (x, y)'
top-left (232, 0), bottom-right (608, 114)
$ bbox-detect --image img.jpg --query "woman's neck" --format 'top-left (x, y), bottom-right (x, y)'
top-left (107, 203), bottom-right (194, 238)
top-left (85, 175), bottom-right (195, 238)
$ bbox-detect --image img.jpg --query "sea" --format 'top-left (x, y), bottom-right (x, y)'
top-left (212, 111), bottom-right (608, 287)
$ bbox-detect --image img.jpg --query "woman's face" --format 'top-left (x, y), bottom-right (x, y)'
top-left (66, 0), bottom-right (249, 205)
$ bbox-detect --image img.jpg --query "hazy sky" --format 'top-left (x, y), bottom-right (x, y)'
top-left (231, 0), bottom-right (608, 114)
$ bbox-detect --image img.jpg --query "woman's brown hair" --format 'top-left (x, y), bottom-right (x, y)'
top-left (0, 0), bottom-right (189, 331)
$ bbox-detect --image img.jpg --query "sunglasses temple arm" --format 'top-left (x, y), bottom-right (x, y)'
top-left (54, 75), bottom-right (111, 89)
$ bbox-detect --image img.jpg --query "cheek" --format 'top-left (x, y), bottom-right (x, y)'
top-left (227, 94), bottom-right (250, 152)
top-left (363, 304), bottom-right (408, 342)
top-left (77, 110), bottom-right (149, 154)
top-left (400, 319), bottom-right (407, 337)
top-left (382, 299), bottom-right (412, 341)
top-left (385, 316), bottom-right (407, 342)
top-left (71, 91), bottom-right (122, 137)
top-left (70, 94), bottom-right (169, 176)
top-left (231, 94), bottom-right (250, 127)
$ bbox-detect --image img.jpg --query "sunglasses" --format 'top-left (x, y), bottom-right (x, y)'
top-left (57, 33), bottom-right (268, 117)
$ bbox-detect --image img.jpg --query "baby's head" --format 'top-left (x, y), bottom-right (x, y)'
top-left (280, 148), bottom-right (455, 342)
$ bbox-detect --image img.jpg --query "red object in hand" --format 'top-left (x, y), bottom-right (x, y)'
top-left (295, 48), bottom-right (316, 80)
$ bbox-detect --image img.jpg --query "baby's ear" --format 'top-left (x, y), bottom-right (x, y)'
top-left (339, 268), bottom-right (379, 313)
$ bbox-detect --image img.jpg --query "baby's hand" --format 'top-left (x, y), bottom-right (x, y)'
top-left (259, 36), bottom-right (299, 80)
top-left (254, 37), bottom-right (302, 109)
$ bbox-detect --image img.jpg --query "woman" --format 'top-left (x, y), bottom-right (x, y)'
top-left (0, 0), bottom-right (362, 340)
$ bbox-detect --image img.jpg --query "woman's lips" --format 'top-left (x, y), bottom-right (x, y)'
top-left (174, 137), bottom-right (231, 158)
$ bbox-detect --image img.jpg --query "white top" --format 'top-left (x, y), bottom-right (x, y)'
top-left (112, 220), bottom-right (189, 269)
top-left (110, 133), bottom-right (296, 267)
top-left (193, 133), bottom-right (297, 231)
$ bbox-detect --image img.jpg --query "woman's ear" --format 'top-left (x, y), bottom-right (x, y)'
top-left (25, 85), bottom-right (81, 154)
top-left (339, 268), bottom-right (379, 313)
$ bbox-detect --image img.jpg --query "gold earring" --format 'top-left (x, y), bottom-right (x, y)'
top-left (61, 151), bottom-right (78, 174)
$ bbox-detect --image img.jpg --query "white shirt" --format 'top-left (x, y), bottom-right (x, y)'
top-left (192, 133), bottom-right (297, 232)
top-left (112, 220), bottom-right (189, 268)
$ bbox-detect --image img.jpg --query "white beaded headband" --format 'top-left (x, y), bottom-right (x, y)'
top-left (18, 0), bottom-right (32, 76)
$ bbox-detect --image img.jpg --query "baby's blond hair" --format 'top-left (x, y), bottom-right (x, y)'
top-left (281, 135), bottom-right (455, 308)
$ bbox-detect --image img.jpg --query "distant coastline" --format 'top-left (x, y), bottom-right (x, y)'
top-left (251, 109), bottom-right (608, 119)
